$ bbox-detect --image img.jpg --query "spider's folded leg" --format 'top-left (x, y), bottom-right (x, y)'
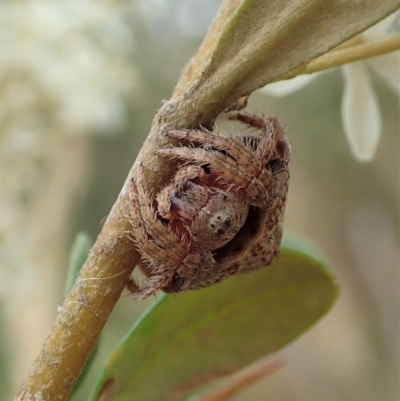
top-left (158, 146), bottom-right (267, 205)
top-left (128, 168), bottom-right (189, 299)
top-left (234, 220), bottom-right (283, 275)
top-left (167, 129), bottom-right (260, 176)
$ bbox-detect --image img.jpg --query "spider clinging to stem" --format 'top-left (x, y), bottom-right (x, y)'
top-left (128, 112), bottom-right (290, 300)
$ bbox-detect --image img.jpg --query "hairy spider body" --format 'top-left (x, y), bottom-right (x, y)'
top-left (157, 165), bottom-right (249, 250)
top-left (129, 113), bottom-right (290, 299)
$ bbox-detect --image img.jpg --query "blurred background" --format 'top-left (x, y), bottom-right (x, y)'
top-left (0, 1), bottom-right (398, 400)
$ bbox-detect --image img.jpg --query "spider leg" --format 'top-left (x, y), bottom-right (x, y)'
top-left (167, 130), bottom-right (261, 177)
top-left (235, 219), bottom-right (284, 274)
top-left (232, 156), bottom-right (289, 276)
top-left (227, 111), bottom-right (267, 128)
top-left (227, 113), bottom-right (276, 159)
top-left (157, 165), bottom-right (208, 220)
top-left (129, 187), bottom-right (174, 299)
top-left (228, 113), bottom-right (290, 167)
top-left (226, 112), bottom-right (275, 131)
top-left (175, 250), bottom-right (217, 291)
top-left (159, 147), bottom-right (245, 182)
top-left (158, 147), bottom-right (266, 205)
top-left (129, 167), bottom-right (190, 298)
top-left (130, 165), bottom-right (221, 299)
top-left (162, 116), bottom-right (288, 207)
top-left (130, 177), bottom-right (187, 260)
top-left (229, 113), bottom-right (291, 193)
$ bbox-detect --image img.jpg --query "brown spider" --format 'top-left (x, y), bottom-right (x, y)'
top-left (129, 112), bottom-right (290, 299)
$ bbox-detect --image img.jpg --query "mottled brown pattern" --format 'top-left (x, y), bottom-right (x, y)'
top-left (129, 112), bottom-right (290, 299)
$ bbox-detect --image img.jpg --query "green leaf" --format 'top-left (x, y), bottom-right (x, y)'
top-left (89, 235), bottom-right (339, 401)
top-left (65, 232), bottom-right (93, 297)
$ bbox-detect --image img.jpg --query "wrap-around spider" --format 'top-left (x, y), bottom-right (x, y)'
top-left (129, 112), bottom-right (290, 299)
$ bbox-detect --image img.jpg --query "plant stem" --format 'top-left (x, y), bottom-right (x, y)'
top-left (15, 189), bottom-right (139, 401)
top-left (278, 35), bottom-right (400, 80)
top-left (195, 358), bottom-right (285, 401)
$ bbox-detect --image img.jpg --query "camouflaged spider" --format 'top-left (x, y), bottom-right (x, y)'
top-left (129, 112), bottom-right (290, 299)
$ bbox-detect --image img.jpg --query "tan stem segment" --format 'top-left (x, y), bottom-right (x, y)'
top-left (15, 186), bottom-right (139, 401)
top-left (196, 358), bottom-right (285, 401)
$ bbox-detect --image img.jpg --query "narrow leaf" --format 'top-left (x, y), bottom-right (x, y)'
top-left (170, 0), bottom-right (400, 127)
top-left (65, 232), bottom-right (93, 296)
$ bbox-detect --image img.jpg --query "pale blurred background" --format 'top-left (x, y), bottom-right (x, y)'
top-left (0, 1), bottom-right (398, 400)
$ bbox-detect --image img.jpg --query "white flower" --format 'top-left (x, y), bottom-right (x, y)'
top-left (0, 0), bottom-right (138, 299)
top-left (136, 0), bottom-right (219, 38)
top-left (261, 12), bottom-right (400, 162)
top-left (0, 0), bottom-right (137, 136)
top-left (0, 3), bottom-right (139, 380)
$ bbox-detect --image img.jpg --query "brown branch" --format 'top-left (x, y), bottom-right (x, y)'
top-left (15, 191), bottom-right (139, 401)
top-left (196, 357), bottom-right (285, 401)
top-left (15, 1), bottom-right (400, 400)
